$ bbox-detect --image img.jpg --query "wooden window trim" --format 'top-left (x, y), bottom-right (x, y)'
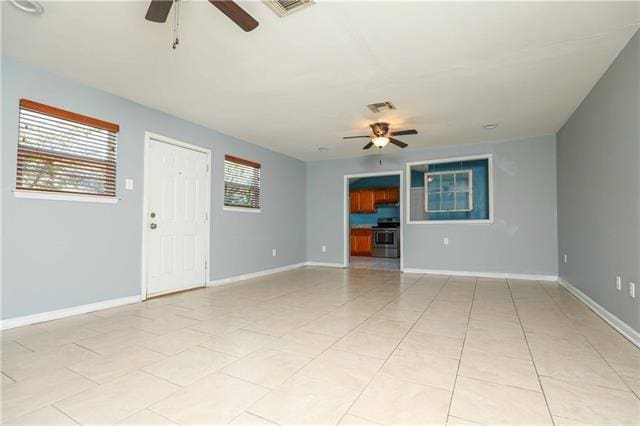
top-left (225, 154), bottom-right (261, 169)
top-left (19, 99), bottom-right (120, 133)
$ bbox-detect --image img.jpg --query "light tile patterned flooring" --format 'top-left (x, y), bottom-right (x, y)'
top-left (1, 267), bottom-right (639, 424)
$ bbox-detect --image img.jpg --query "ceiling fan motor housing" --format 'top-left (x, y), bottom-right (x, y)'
top-left (370, 122), bottom-right (390, 137)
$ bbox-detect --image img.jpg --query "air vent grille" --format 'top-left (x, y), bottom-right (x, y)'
top-left (264, 0), bottom-right (314, 17)
top-left (367, 101), bottom-right (396, 113)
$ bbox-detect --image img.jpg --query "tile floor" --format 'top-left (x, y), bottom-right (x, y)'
top-left (349, 256), bottom-right (400, 271)
top-left (1, 267), bottom-right (639, 424)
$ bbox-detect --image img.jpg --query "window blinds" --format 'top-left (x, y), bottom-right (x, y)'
top-left (16, 99), bottom-right (119, 197)
top-left (224, 155), bottom-right (261, 209)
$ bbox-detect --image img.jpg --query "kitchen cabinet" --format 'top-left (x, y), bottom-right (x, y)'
top-left (350, 187), bottom-right (400, 213)
top-left (350, 189), bottom-right (376, 213)
top-left (350, 228), bottom-right (372, 256)
top-left (384, 187), bottom-right (400, 203)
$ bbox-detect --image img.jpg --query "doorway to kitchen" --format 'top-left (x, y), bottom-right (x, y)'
top-left (343, 171), bottom-right (403, 272)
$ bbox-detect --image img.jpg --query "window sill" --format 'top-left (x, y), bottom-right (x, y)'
top-left (407, 219), bottom-right (493, 225)
top-left (14, 190), bottom-right (119, 204)
top-left (223, 206), bottom-right (261, 213)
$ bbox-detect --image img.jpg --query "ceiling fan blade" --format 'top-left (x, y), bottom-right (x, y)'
top-left (343, 135), bottom-right (370, 139)
top-left (390, 129), bottom-right (418, 136)
top-left (389, 138), bottom-right (408, 148)
top-left (362, 142), bottom-right (374, 150)
top-left (209, 0), bottom-right (259, 32)
top-left (145, 0), bottom-right (173, 23)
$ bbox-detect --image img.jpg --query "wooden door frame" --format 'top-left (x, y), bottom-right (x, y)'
top-left (140, 131), bottom-right (212, 300)
top-left (343, 170), bottom-right (404, 271)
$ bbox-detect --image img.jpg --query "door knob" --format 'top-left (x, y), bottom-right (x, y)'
top-left (150, 223), bottom-right (157, 229)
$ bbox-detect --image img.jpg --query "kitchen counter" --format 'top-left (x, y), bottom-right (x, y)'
top-left (351, 224), bottom-right (374, 229)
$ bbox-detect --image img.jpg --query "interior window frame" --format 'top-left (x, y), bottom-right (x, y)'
top-left (405, 154), bottom-right (493, 225)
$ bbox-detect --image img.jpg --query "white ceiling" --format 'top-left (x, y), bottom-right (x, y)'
top-left (2, 1), bottom-right (639, 161)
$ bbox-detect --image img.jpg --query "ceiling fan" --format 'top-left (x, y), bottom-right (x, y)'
top-left (145, 0), bottom-right (258, 32)
top-left (343, 122), bottom-right (417, 150)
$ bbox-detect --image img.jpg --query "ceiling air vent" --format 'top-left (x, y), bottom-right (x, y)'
top-left (264, 0), bottom-right (314, 17)
top-left (367, 101), bottom-right (396, 113)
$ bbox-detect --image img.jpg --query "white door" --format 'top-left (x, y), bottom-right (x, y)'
top-left (145, 138), bottom-right (209, 297)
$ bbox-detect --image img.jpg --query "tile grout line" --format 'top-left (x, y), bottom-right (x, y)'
top-left (506, 279), bottom-right (556, 425)
top-left (539, 282), bottom-right (640, 399)
top-left (335, 274), bottom-right (453, 425)
top-left (444, 277), bottom-right (477, 421)
top-left (236, 275), bottom-right (427, 424)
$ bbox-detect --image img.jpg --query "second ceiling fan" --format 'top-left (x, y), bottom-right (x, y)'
top-left (343, 122), bottom-right (417, 150)
top-left (145, 0), bottom-right (259, 32)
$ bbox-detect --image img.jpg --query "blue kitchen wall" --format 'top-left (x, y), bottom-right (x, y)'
top-left (351, 206), bottom-right (400, 225)
top-left (350, 175), bottom-right (399, 189)
top-left (349, 176), bottom-right (400, 225)
top-left (411, 159), bottom-right (489, 220)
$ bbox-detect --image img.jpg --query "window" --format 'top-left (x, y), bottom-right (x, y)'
top-left (425, 170), bottom-right (473, 212)
top-left (16, 99), bottom-right (119, 199)
top-left (224, 155), bottom-right (261, 210)
top-left (407, 155), bottom-right (492, 223)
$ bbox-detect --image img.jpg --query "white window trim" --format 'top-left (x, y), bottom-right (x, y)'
top-left (223, 206), bottom-right (262, 213)
top-left (425, 169), bottom-right (474, 213)
top-left (406, 154), bottom-right (493, 225)
top-left (14, 189), bottom-right (118, 204)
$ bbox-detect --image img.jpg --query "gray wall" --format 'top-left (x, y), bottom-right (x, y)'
top-left (307, 135), bottom-right (558, 276)
top-left (1, 57), bottom-right (307, 320)
top-left (557, 31), bottom-right (640, 332)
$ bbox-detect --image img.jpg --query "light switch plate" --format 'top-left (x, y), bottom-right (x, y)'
top-left (272, 249), bottom-right (277, 257)
top-left (563, 254), bottom-right (568, 264)
top-left (125, 178), bottom-right (134, 190)
top-left (443, 237), bottom-right (449, 245)
top-left (616, 276), bottom-right (622, 291)
top-left (321, 245), bottom-right (327, 253)
top-left (630, 282), bottom-right (636, 299)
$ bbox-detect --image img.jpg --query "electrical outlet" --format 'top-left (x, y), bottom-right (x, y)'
top-left (563, 254), bottom-right (568, 264)
top-left (630, 282), bottom-right (636, 299)
top-left (321, 245), bottom-right (327, 253)
top-left (443, 237), bottom-right (449, 245)
top-left (125, 178), bottom-right (134, 190)
top-left (272, 249), bottom-right (277, 257)
top-left (616, 276), bottom-right (622, 291)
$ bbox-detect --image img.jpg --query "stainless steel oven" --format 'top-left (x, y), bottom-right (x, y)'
top-left (372, 227), bottom-right (399, 258)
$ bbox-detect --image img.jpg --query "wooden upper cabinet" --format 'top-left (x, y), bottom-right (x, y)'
top-left (385, 187), bottom-right (400, 203)
top-left (359, 189), bottom-right (376, 213)
top-left (350, 191), bottom-right (360, 213)
top-left (350, 187), bottom-right (400, 213)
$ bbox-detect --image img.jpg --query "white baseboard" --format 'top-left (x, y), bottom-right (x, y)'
top-left (305, 262), bottom-right (345, 268)
top-left (402, 268), bottom-right (558, 281)
top-left (558, 278), bottom-right (639, 348)
top-left (0, 295), bottom-right (142, 330)
top-left (208, 262), bottom-right (307, 287)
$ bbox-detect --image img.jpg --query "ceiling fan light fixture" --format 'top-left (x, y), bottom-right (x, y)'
top-left (372, 136), bottom-right (390, 148)
top-left (9, 0), bottom-right (44, 14)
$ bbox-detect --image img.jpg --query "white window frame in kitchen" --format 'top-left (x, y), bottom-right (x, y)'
top-left (405, 154), bottom-right (493, 225)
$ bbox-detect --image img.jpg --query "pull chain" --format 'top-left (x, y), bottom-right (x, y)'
top-left (379, 147), bottom-right (383, 166)
top-left (172, 0), bottom-right (180, 49)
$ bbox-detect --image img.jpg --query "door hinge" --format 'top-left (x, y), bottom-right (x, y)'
top-left (205, 212), bottom-right (208, 220)
top-left (205, 259), bottom-right (208, 270)
top-left (206, 164), bottom-right (209, 173)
